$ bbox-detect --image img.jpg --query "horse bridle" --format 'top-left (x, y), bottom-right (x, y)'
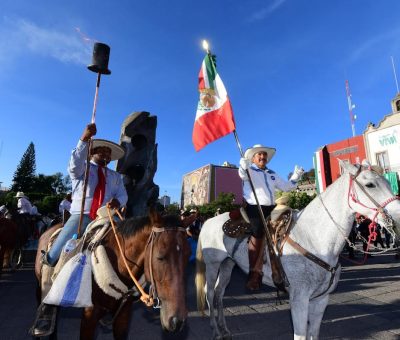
top-left (146, 226), bottom-right (187, 309)
top-left (348, 166), bottom-right (399, 231)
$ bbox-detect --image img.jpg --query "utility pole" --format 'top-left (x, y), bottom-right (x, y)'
top-left (345, 80), bottom-right (356, 137)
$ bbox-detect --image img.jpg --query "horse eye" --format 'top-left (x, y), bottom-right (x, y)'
top-left (365, 183), bottom-right (375, 188)
top-left (156, 256), bottom-right (165, 261)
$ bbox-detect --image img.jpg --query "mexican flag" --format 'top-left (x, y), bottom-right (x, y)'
top-left (192, 54), bottom-right (236, 151)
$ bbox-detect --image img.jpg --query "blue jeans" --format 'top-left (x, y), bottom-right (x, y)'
top-left (47, 214), bottom-right (92, 266)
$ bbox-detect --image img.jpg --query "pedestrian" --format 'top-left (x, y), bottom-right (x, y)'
top-left (357, 215), bottom-right (373, 256)
top-left (373, 223), bottom-right (385, 248)
top-left (15, 191), bottom-right (33, 215)
top-left (346, 219), bottom-right (357, 259)
top-left (43, 123), bottom-right (128, 267)
top-left (382, 228), bottom-right (392, 248)
top-left (0, 205), bottom-right (9, 218)
top-left (187, 208), bottom-right (202, 239)
top-left (30, 204), bottom-right (40, 216)
top-left (239, 144), bottom-right (304, 290)
top-left (59, 193), bottom-right (72, 214)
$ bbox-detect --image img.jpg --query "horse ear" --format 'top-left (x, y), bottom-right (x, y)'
top-left (148, 207), bottom-right (162, 225)
top-left (338, 159), bottom-right (359, 176)
top-left (361, 159), bottom-right (371, 168)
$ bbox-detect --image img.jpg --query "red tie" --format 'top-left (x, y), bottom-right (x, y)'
top-left (89, 166), bottom-right (106, 220)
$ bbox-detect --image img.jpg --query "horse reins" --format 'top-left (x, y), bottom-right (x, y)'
top-left (106, 206), bottom-right (153, 307)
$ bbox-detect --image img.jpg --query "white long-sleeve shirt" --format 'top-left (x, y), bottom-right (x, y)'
top-left (68, 140), bottom-right (128, 215)
top-left (239, 164), bottom-right (296, 206)
top-left (18, 197), bottom-right (33, 214)
top-left (59, 199), bottom-right (72, 213)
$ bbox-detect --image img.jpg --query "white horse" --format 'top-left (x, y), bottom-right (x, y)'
top-left (195, 160), bottom-right (400, 340)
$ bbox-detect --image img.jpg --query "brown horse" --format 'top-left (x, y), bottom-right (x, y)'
top-left (0, 208), bottom-right (35, 274)
top-left (0, 217), bottom-right (19, 275)
top-left (33, 210), bottom-right (191, 339)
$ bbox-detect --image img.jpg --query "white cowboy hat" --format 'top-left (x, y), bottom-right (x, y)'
top-left (244, 144), bottom-right (276, 164)
top-left (91, 139), bottom-right (125, 161)
top-left (15, 191), bottom-right (25, 198)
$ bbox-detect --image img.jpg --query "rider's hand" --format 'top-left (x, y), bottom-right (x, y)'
top-left (289, 165), bottom-right (304, 183)
top-left (240, 157), bottom-right (251, 170)
top-left (80, 123), bottom-right (97, 142)
top-left (107, 198), bottom-right (121, 210)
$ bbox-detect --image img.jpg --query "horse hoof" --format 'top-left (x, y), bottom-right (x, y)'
top-left (222, 333), bottom-right (232, 340)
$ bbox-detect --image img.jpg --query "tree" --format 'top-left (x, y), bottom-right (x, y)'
top-left (288, 191), bottom-right (315, 210)
top-left (31, 172), bottom-right (70, 195)
top-left (165, 203), bottom-right (180, 215)
top-left (186, 192), bottom-right (238, 219)
top-left (11, 142), bottom-right (36, 192)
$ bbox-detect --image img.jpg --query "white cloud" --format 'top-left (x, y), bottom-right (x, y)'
top-left (0, 17), bottom-right (91, 66)
top-left (247, 0), bottom-right (287, 22)
top-left (347, 28), bottom-right (400, 65)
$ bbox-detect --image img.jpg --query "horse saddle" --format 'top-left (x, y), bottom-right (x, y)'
top-left (222, 208), bottom-right (251, 238)
top-left (268, 206), bottom-right (293, 255)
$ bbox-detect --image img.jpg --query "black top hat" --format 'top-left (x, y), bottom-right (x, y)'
top-left (87, 42), bottom-right (111, 75)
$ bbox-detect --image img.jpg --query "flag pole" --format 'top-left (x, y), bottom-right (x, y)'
top-left (202, 40), bottom-right (288, 290)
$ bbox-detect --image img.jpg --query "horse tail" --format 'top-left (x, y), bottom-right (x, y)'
top-left (195, 237), bottom-right (206, 315)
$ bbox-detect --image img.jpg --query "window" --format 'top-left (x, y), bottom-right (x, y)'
top-left (376, 151), bottom-right (390, 172)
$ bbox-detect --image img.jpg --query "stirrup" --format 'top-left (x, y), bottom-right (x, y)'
top-left (29, 303), bottom-right (57, 337)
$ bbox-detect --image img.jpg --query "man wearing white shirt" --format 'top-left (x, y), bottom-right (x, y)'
top-left (239, 144), bottom-right (304, 291)
top-left (58, 193), bottom-right (72, 214)
top-left (15, 192), bottom-right (33, 215)
top-left (45, 123), bottom-right (128, 266)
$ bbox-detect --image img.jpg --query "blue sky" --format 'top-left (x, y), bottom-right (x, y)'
top-left (1, 0), bottom-right (400, 203)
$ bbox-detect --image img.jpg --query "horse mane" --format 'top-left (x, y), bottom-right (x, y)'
top-left (160, 214), bottom-right (183, 228)
top-left (117, 213), bottom-right (183, 238)
top-left (117, 216), bottom-right (150, 238)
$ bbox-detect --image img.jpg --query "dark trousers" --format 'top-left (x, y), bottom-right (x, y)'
top-left (245, 204), bottom-right (275, 239)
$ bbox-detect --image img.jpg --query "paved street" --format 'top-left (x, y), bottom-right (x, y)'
top-left (0, 248), bottom-right (399, 339)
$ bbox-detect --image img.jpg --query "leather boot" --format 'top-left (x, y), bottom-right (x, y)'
top-left (246, 236), bottom-right (265, 291)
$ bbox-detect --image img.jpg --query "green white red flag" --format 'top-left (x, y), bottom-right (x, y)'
top-left (192, 54), bottom-right (236, 151)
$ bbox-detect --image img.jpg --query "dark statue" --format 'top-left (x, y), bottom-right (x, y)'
top-left (116, 111), bottom-right (159, 217)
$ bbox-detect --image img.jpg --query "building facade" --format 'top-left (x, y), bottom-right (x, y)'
top-left (364, 94), bottom-right (400, 173)
top-left (158, 195), bottom-right (171, 207)
top-left (314, 93), bottom-right (400, 194)
top-left (363, 93), bottom-right (400, 194)
top-left (181, 164), bottom-right (242, 208)
top-left (314, 135), bottom-right (366, 193)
